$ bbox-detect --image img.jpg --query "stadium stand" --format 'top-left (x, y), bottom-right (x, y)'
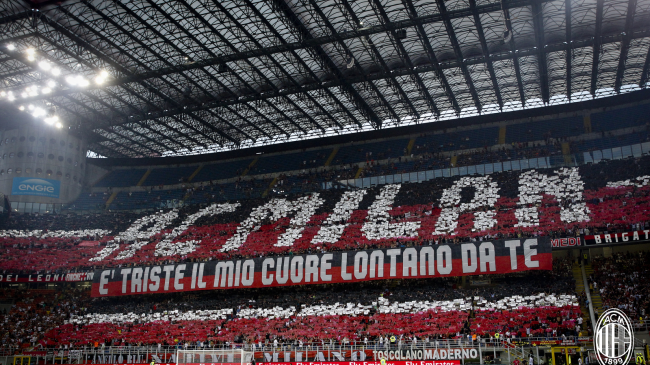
top-left (3, 1), bottom-right (650, 361)
top-left (504, 117), bottom-right (584, 144)
top-left (1, 155), bottom-right (649, 274)
top-left (252, 150), bottom-right (329, 174)
top-left (0, 131), bottom-right (645, 359)
top-left (1, 101), bottom-right (649, 355)
top-left (591, 104), bottom-right (650, 132)
top-left (0, 264), bottom-right (581, 349)
top-left (589, 251), bottom-right (650, 320)
top-left (334, 138), bottom-right (409, 165)
top-left (415, 127), bottom-right (500, 153)
top-left (192, 159), bottom-right (252, 183)
top-left (84, 104), bottom-right (650, 199)
top-left (93, 170), bottom-right (147, 188)
top-left (110, 189), bottom-right (186, 211)
top-left (144, 166), bottom-right (200, 186)
top-left (70, 190), bottom-right (110, 211)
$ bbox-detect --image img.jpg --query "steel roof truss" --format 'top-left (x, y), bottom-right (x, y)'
top-left (615, 0), bottom-right (638, 92)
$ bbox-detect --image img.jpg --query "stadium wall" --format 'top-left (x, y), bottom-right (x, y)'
top-left (0, 126), bottom-right (87, 204)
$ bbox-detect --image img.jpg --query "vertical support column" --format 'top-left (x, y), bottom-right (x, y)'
top-left (551, 348), bottom-right (556, 365)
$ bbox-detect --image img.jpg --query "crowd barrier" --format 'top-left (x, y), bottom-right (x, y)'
top-left (12, 337), bottom-right (601, 365)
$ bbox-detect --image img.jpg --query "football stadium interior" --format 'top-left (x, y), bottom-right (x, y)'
top-left (0, 0), bottom-right (649, 365)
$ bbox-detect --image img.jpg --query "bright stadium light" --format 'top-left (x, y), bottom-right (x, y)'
top-left (78, 77), bottom-right (89, 87)
top-left (18, 105), bottom-right (24, 111)
top-left (7, 92), bottom-right (14, 101)
top-left (47, 80), bottom-right (56, 88)
top-left (28, 105), bottom-right (34, 110)
top-left (66, 76), bottom-right (78, 86)
top-left (32, 107), bottom-right (45, 117)
top-left (51, 67), bottom-right (61, 76)
top-left (25, 48), bottom-right (35, 62)
top-left (38, 61), bottom-right (51, 71)
top-left (6, 44), bottom-right (15, 51)
top-left (42, 87), bottom-right (51, 94)
top-left (55, 122), bottom-right (62, 129)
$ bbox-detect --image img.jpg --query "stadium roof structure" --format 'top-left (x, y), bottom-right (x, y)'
top-left (0, 0), bottom-right (648, 158)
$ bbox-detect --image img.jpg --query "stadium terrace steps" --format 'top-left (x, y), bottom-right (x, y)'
top-left (187, 164), bottom-right (204, 182)
top-left (583, 264), bottom-right (603, 315)
top-left (505, 116), bottom-right (584, 143)
top-left (241, 158), bottom-right (258, 176)
top-left (104, 191), bottom-right (119, 209)
top-left (136, 169), bottom-right (152, 186)
top-left (503, 346), bottom-right (527, 361)
top-left (572, 263), bottom-right (591, 327)
top-left (498, 126), bottom-right (507, 144)
top-left (413, 127), bottom-right (499, 154)
top-left (192, 159), bottom-right (252, 182)
top-left (144, 166), bottom-right (198, 186)
top-left (94, 169), bottom-right (148, 188)
top-left (354, 166), bottom-right (363, 179)
top-left (583, 115), bottom-right (592, 133)
top-left (562, 142), bottom-right (572, 165)
top-left (336, 138), bottom-right (408, 165)
top-left (262, 177), bottom-right (279, 198)
top-left (591, 103), bottom-right (650, 131)
top-left (254, 150), bottom-right (329, 174)
top-left (71, 189), bottom-right (109, 210)
top-left (406, 138), bottom-right (416, 155)
top-left (324, 147), bottom-right (338, 167)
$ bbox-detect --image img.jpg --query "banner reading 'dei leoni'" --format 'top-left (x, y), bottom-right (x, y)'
top-left (91, 237), bottom-right (551, 297)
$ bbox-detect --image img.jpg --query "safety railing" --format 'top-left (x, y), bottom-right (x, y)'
top-left (7, 336), bottom-right (598, 365)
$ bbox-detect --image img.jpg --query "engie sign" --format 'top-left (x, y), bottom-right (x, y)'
top-left (11, 177), bottom-right (60, 198)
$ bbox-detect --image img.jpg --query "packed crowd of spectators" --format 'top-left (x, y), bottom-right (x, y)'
top-left (5, 212), bottom-right (140, 233)
top-left (0, 156), bottom-right (649, 274)
top-left (0, 262), bottom-right (583, 350)
top-left (0, 288), bottom-right (88, 353)
top-left (589, 251), bottom-right (650, 321)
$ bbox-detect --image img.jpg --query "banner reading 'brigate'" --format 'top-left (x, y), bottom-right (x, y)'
top-left (91, 237), bottom-right (551, 297)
